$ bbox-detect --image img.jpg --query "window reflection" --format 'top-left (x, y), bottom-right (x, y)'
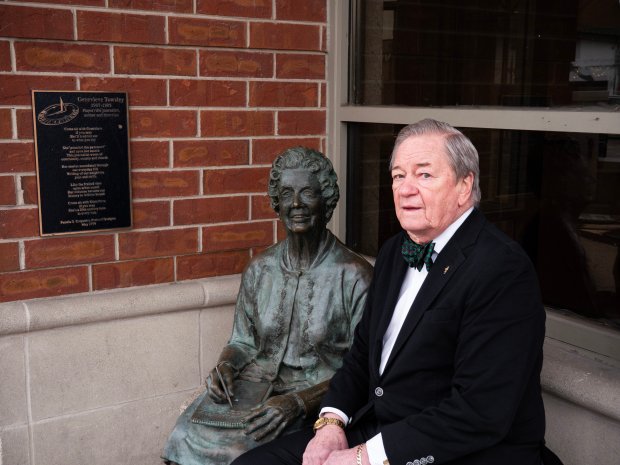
top-left (354, 0), bottom-right (620, 109)
top-left (346, 123), bottom-right (620, 328)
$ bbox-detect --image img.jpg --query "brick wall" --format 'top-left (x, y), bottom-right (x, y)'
top-left (0, 0), bottom-right (328, 303)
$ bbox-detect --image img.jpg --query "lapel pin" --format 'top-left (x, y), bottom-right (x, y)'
top-left (443, 266), bottom-right (450, 275)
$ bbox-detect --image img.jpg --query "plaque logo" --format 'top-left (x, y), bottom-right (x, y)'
top-left (37, 97), bottom-right (79, 126)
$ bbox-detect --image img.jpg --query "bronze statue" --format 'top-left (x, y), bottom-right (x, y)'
top-left (162, 147), bottom-right (373, 465)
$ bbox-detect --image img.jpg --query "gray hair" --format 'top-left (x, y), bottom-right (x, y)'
top-left (389, 119), bottom-right (481, 205)
top-left (268, 147), bottom-right (340, 221)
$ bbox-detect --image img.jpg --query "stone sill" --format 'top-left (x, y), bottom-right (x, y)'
top-left (0, 275), bottom-right (242, 337)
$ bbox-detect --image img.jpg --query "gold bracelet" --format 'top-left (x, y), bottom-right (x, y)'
top-left (356, 443), bottom-right (365, 465)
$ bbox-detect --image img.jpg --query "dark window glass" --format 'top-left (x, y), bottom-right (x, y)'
top-left (346, 123), bottom-right (620, 328)
top-left (352, 0), bottom-right (620, 108)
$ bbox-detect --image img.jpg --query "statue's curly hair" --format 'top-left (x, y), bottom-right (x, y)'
top-left (268, 147), bottom-right (340, 222)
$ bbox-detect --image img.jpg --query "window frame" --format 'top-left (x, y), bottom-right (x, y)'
top-left (327, 0), bottom-right (620, 361)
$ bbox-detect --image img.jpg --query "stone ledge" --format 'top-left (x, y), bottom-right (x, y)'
top-left (0, 275), bottom-right (242, 337)
top-left (542, 337), bottom-right (620, 423)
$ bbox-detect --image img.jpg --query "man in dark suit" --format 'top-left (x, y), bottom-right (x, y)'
top-left (232, 119), bottom-right (547, 465)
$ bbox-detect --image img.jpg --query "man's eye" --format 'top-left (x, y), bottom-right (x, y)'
top-left (420, 173), bottom-right (431, 179)
top-left (392, 173), bottom-right (404, 180)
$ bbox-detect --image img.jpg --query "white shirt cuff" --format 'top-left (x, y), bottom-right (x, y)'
top-left (319, 407), bottom-right (349, 424)
top-left (366, 433), bottom-right (388, 465)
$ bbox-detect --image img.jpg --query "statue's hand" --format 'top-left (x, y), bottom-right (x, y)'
top-left (205, 362), bottom-right (236, 403)
top-left (243, 394), bottom-right (303, 442)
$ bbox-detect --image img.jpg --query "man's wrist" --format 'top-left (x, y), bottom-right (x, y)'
top-left (312, 415), bottom-right (345, 433)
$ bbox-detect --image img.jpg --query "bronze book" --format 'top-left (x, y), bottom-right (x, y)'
top-left (191, 380), bottom-right (273, 429)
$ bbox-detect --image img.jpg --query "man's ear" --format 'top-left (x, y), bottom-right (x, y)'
top-left (457, 172), bottom-right (474, 206)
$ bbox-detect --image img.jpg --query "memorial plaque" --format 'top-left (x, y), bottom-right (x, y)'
top-left (32, 91), bottom-right (132, 235)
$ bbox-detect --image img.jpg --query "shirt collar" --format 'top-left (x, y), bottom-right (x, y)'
top-left (431, 207), bottom-right (474, 256)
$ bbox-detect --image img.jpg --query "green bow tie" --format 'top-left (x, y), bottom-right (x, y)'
top-left (401, 237), bottom-right (435, 271)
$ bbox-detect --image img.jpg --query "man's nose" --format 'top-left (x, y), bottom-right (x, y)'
top-left (292, 191), bottom-right (302, 207)
top-left (398, 176), bottom-right (419, 195)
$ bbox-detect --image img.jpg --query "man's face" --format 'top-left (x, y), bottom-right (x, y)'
top-left (391, 134), bottom-right (473, 244)
top-left (278, 168), bottom-right (325, 234)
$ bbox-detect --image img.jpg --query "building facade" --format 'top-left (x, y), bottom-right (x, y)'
top-left (1, 1), bottom-right (619, 465)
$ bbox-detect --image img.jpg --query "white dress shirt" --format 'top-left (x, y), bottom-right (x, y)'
top-left (322, 208), bottom-right (473, 465)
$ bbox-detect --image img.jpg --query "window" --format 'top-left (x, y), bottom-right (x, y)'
top-left (329, 0), bottom-right (620, 357)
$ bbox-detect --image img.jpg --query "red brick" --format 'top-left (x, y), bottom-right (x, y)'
top-left (115, 46), bottom-right (196, 76)
top-left (80, 77), bottom-right (167, 106)
top-left (0, 5), bottom-right (73, 40)
top-left (252, 137), bottom-right (321, 164)
top-left (0, 208), bottom-right (38, 238)
top-left (0, 75), bottom-right (76, 105)
top-left (177, 250), bottom-right (249, 280)
top-left (77, 11), bottom-right (165, 44)
top-left (204, 167), bottom-right (270, 194)
top-left (0, 176), bottom-right (16, 205)
top-left (0, 143), bottom-right (35, 173)
top-left (0, 267), bottom-right (89, 303)
top-left (16, 110), bottom-right (32, 139)
top-left (196, 0), bottom-right (271, 18)
top-left (18, 0), bottom-right (103, 5)
top-left (132, 170), bottom-right (199, 199)
top-left (25, 235), bottom-right (115, 268)
top-left (21, 175), bottom-right (38, 205)
top-left (130, 110), bottom-right (196, 138)
top-left (200, 110), bottom-right (274, 137)
top-left (174, 140), bottom-right (248, 167)
top-left (199, 50), bottom-right (273, 78)
top-left (93, 257), bottom-right (174, 290)
top-left (252, 194), bottom-right (277, 220)
top-left (203, 221), bottom-right (274, 252)
top-left (276, 221), bottom-right (287, 241)
top-left (0, 41), bottom-right (10, 71)
top-left (250, 81), bottom-right (318, 107)
top-left (250, 23), bottom-right (321, 51)
top-left (15, 42), bottom-right (110, 73)
top-left (0, 242), bottom-right (19, 272)
top-left (321, 25), bottom-right (327, 52)
top-left (130, 141), bottom-right (169, 169)
top-left (119, 228), bottom-right (198, 260)
top-left (278, 110), bottom-right (325, 135)
top-left (321, 82), bottom-right (326, 107)
top-left (109, 0), bottom-right (192, 13)
top-left (170, 79), bottom-right (246, 107)
top-left (174, 196), bottom-right (248, 225)
top-left (132, 200), bottom-right (170, 229)
top-left (0, 109), bottom-right (11, 139)
top-left (276, 0), bottom-right (326, 22)
top-left (169, 17), bottom-right (245, 47)
top-left (276, 53), bottom-right (325, 79)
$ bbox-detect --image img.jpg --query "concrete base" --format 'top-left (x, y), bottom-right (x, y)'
top-left (0, 276), bottom-right (618, 465)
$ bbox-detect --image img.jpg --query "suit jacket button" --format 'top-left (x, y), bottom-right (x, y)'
top-left (427, 456), bottom-right (434, 463)
top-left (413, 460), bottom-right (421, 465)
top-left (374, 387), bottom-right (384, 397)
top-left (406, 462), bottom-right (414, 465)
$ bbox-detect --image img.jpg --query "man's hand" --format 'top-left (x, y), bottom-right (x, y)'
top-left (322, 445), bottom-right (370, 465)
top-left (243, 394), bottom-right (302, 442)
top-left (302, 416), bottom-right (348, 465)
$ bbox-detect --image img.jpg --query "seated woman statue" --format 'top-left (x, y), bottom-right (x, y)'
top-left (162, 147), bottom-right (373, 465)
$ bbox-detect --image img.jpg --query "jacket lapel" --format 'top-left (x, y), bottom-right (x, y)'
top-left (381, 209), bottom-right (485, 374)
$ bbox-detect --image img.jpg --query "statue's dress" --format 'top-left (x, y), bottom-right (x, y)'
top-left (162, 231), bottom-right (372, 465)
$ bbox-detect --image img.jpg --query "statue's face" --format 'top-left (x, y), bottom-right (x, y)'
top-left (277, 168), bottom-right (325, 235)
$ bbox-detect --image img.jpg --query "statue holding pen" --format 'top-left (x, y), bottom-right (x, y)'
top-left (161, 147), bottom-right (373, 465)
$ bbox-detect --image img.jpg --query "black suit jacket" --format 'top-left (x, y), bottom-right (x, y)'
top-left (322, 209), bottom-right (546, 465)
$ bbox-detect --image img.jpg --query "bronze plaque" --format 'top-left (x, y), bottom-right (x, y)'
top-left (32, 91), bottom-right (132, 235)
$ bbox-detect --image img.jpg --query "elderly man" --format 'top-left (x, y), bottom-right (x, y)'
top-left (232, 119), bottom-right (550, 465)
